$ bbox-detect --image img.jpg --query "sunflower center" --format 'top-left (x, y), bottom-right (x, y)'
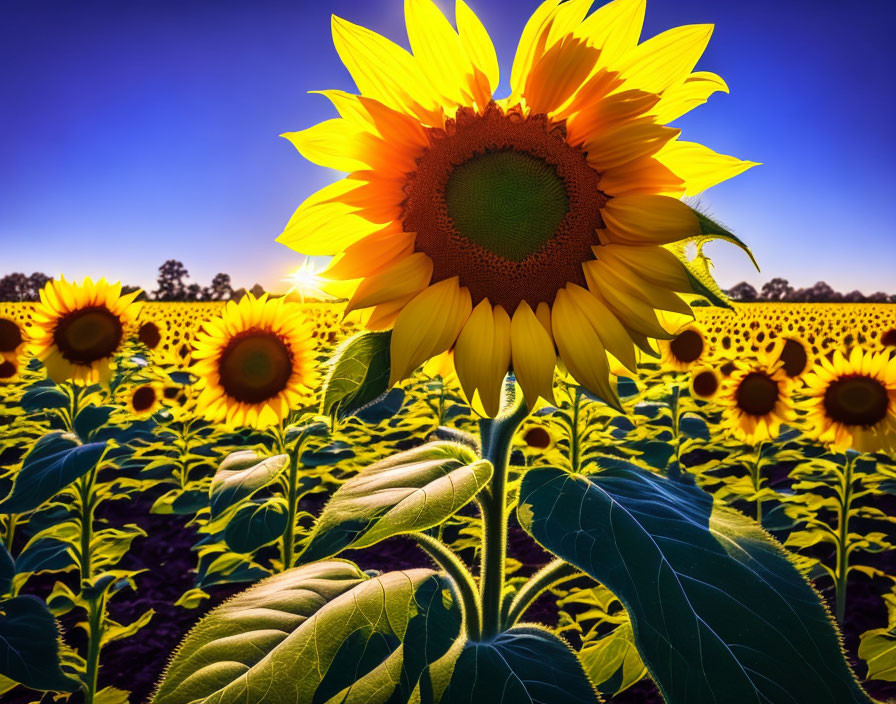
top-left (405, 103), bottom-right (605, 313)
top-left (444, 150), bottom-right (568, 261)
top-left (823, 375), bottom-right (889, 427)
top-left (522, 426), bottom-right (551, 449)
top-left (736, 372), bottom-right (779, 416)
top-left (881, 328), bottom-right (896, 348)
top-left (218, 329), bottom-right (293, 404)
top-left (670, 329), bottom-right (704, 363)
top-left (779, 339), bottom-right (808, 377)
top-left (692, 370), bottom-right (719, 398)
top-left (0, 319), bottom-right (23, 352)
top-left (138, 322), bottom-right (162, 349)
top-left (53, 306), bottom-right (123, 364)
top-left (0, 360), bottom-right (15, 379)
top-left (132, 385), bottom-right (157, 412)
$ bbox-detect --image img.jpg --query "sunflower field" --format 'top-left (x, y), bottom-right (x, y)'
top-left (3, 0), bottom-right (896, 703)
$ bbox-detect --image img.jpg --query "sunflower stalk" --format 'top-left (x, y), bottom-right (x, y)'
top-left (834, 452), bottom-right (857, 623)
top-left (502, 559), bottom-right (579, 629)
top-left (412, 532), bottom-right (481, 639)
top-left (478, 376), bottom-right (528, 640)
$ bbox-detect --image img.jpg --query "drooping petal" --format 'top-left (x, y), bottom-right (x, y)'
top-left (389, 278), bottom-right (472, 385)
top-left (510, 301), bottom-right (556, 407)
top-left (346, 252), bottom-right (433, 313)
top-left (454, 300), bottom-right (512, 416)
top-left (584, 120), bottom-right (679, 171)
top-left (656, 140), bottom-right (759, 196)
top-left (601, 194), bottom-right (700, 245)
top-left (597, 154), bottom-right (685, 197)
top-left (595, 244), bottom-right (693, 292)
top-left (565, 283), bottom-right (638, 373)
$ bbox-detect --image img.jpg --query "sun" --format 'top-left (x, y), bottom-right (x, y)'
top-left (284, 259), bottom-right (330, 302)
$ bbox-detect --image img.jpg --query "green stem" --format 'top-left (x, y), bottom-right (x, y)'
top-left (412, 533), bottom-right (481, 640)
top-left (570, 388), bottom-right (581, 474)
top-left (503, 559), bottom-right (579, 628)
top-left (3, 514), bottom-right (16, 555)
top-left (834, 454), bottom-right (854, 623)
top-left (281, 451), bottom-right (300, 571)
top-left (479, 379), bottom-right (528, 640)
top-left (83, 591), bottom-right (106, 704)
top-left (750, 444), bottom-right (763, 524)
top-left (78, 467), bottom-right (97, 583)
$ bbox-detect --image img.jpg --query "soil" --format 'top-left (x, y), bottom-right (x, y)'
top-left (6, 468), bottom-right (896, 704)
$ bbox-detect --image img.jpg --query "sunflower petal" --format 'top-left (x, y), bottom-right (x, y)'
top-left (454, 300), bottom-right (512, 416)
top-left (617, 24), bottom-right (714, 95)
top-left (345, 252), bottom-right (433, 313)
top-left (510, 301), bottom-right (556, 407)
top-left (651, 71), bottom-right (728, 124)
top-left (456, 0), bottom-right (499, 93)
top-left (657, 140), bottom-right (759, 196)
top-left (601, 194), bottom-right (700, 245)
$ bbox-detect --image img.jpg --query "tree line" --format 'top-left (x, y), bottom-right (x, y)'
top-left (0, 260), bottom-right (259, 302)
top-left (726, 278), bottom-right (896, 303)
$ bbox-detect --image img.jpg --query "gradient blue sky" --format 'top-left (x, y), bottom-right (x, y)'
top-left (2, 0), bottom-right (894, 294)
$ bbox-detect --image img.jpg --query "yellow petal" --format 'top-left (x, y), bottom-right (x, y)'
top-left (454, 300), bottom-right (511, 416)
top-left (565, 282), bottom-right (637, 373)
top-left (524, 36), bottom-right (599, 115)
top-left (281, 119), bottom-right (371, 173)
top-left (651, 71), bottom-right (728, 124)
top-left (277, 180), bottom-right (381, 255)
top-left (331, 15), bottom-right (441, 125)
top-left (456, 0), bottom-right (499, 93)
top-left (586, 259), bottom-right (692, 318)
top-left (584, 120), bottom-right (679, 171)
top-left (575, 0), bottom-right (645, 67)
top-left (552, 288), bottom-right (621, 411)
top-left (617, 24), bottom-right (714, 95)
top-left (346, 252), bottom-right (433, 313)
top-left (656, 140), bottom-right (759, 196)
top-left (601, 194), bottom-right (700, 245)
top-left (324, 228), bottom-right (416, 280)
top-left (389, 278), bottom-right (472, 385)
top-left (565, 88), bottom-right (659, 147)
top-left (583, 266), bottom-right (671, 340)
top-left (596, 244), bottom-right (693, 292)
top-left (510, 302), bottom-right (556, 407)
top-left (597, 154), bottom-right (685, 197)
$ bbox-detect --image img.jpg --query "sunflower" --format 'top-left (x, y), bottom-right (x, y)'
top-left (802, 348), bottom-right (896, 453)
top-left (0, 356), bottom-right (20, 384)
top-left (720, 353), bottom-right (795, 443)
top-left (28, 276), bottom-right (142, 384)
top-left (660, 323), bottom-right (708, 372)
top-left (689, 363), bottom-right (721, 400)
top-left (191, 294), bottom-right (316, 428)
top-left (0, 315), bottom-right (26, 365)
top-left (277, 0), bottom-right (755, 415)
top-left (126, 383), bottom-right (163, 417)
top-left (776, 336), bottom-right (813, 378)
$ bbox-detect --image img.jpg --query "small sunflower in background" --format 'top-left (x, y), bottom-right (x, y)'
top-left (720, 353), bottom-right (795, 443)
top-left (126, 382), bottom-right (164, 418)
top-left (0, 356), bottom-right (20, 384)
top-left (278, 0), bottom-right (756, 414)
top-left (660, 325), bottom-right (709, 372)
top-left (776, 336), bottom-right (813, 378)
top-left (689, 364), bottom-right (721, 400)
top-left (137, 321), bottom-right (163, 351)
top-left (28, 276), bottom-right (143, 384)
top-left (191, 294), bottom-right (317, 428)
top-left (0, 315), bottom-right (26, 365)
top-left (802, 348), bottom-right (896, 453)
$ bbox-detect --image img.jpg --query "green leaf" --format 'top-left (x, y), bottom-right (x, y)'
top-left (517, 462), bottom-right (872, 704)
top-left (153, 561), bottom-right (461, 704)
top-left (209, 451), bottom-right (289, 519)
top-left (223, 498), bottom-right (289, 554)
top-left (321, 330), bottom-right (392, 420)
top-left (580, 621), bottom-right (647, 697)
top-left (20, 383), bottom-right (69, 413)
top-left (300, 442), bottom-right (491, 563)
top-left (440, 626), bottom-right (598, 704)
top-left (858, 626), bottom-right (896, 681)
top-left (0, 595), bottom-right (79, 692)
top-left (0, 432), bottom-right (106, 514)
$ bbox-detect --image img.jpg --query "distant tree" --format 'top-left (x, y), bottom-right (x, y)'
top-left (804, 281), bottom-right (840, 302)
top-left (185, 282), bottom-right (202, 301)
top-left (759, 277), bottom-right (793, 301)
top-left (153, 260), bottom-right (190, 301)
top-left (203, 273), bottom-right (233, 301)
top-left (249, 283), bottom-right (266, 298)
top-left (726, 281), bottom-right (758, 302)
top-left (865, 291), bottom-right (889, 303)
top-left (26, 272), bottom-right (51, 299)
top-left (842, 290), bottom-right (866, 303)
top-left (0, 272), bottom-right (52, 301)
top-left (889, 294), bottom-right (896, 304)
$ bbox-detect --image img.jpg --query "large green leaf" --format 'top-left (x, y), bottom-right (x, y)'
top-left (153, 561), bottom-right (461, 704)
top-left (517, 462), bottom-right (872, 704)
top-left (321, 330), bottom-right (392, 420)
top-left (0, 432), bottom-right (106, 514)
top-left (223, 498), bottom-right (289, 554)
top-left (438, 626), bottom-right (598, 704)
top-left (300, 442), bottom-right (491, 563)
top-left (208, 451), bottom-right (289, 519)
top-left (0, 595), bottom-right (79, 692)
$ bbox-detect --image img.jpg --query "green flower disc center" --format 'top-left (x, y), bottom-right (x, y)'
top-left (444, 149), bottom-right (569, 262)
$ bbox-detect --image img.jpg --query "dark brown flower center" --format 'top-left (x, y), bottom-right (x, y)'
top-left (523, 427), bottom-right (551, 449)
top-left (823, 375), bottom-right (889, 427)
top-left (0, 360), bottom-right (16, 379)
top-left (692, 370), bottom-right (719, 398)
top-left (138, 322), bottom-right (162, 349)
top-left (218, 329), bottom-right (293, 404)
top-left (720, 361), bottom-right (736, 377)
top-left (881, 328), bottom-right (896, 348)
top-left (0, 318), bottom-right (23, 352)
top-left (132, 385), bottom-right (157, 412)
top-left (163, 386), bottom-right (180, 399)
top-left (735, 372), bottom-right (780, 416)
top-left (670, 329), bottom-right (704, 363)
top-left (779, 338), bottom-right (808, 377)
top-left (404, 103), bottom-right (605, 313)
top-left (53, 306), bottom-right (123, 364)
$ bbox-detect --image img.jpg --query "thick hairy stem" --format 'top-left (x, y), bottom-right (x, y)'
top-left (412, 532), bottom-right (481, 640)
top-left (503, 559), bottom-right (580, 628)
top-left (834, 454), bottom-right (854, 623)
top-left (83, 591), bottom-right (106, 704)
top-left (281, 451), bottom-right (300, 571)
top-left (479, 378), bottom-right (529, 640)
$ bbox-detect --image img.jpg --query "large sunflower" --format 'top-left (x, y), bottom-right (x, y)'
top-left (719, 352), bottom-right (795, 443)
top-left (29, 277), bottom-right (142, 384)
top-left (278, 0), bottom-right (755, 414)
top-left (802, 348), bottom-right (896, 453)
top-left (191, 294), bottom-right (317, 428)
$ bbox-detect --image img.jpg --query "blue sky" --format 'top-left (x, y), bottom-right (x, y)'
top-left (1, 0), bottom-right (894, 294)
